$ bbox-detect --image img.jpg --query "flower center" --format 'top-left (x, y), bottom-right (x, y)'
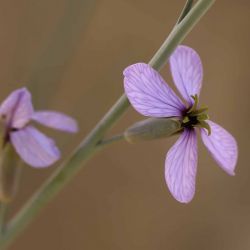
top-left (181, 95), bottom-right (211, 135)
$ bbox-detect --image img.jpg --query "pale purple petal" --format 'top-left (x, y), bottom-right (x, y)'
top-left (170, 45), bottom-right (203, 105)
top-left (201, 120), bottom-right (238, 176)
top-left (124, 63), bottom-right (185, 118)
top-left (165, 129), bottom-right (198, 203)
top-left (10, 125), bottom-right (60, 168)
top-left (32, 111), bottom-right (78, 133)
top-left (0, 88), bottom-right (33, 129)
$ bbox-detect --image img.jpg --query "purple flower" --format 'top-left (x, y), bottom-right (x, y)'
top-left (0, 88), bottom-right (78, 168)
top-left (123, 45), bottom-right (238, 203)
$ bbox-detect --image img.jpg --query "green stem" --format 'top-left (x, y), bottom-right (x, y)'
top-left (96, 134), bottom-right (125, 150)
top-left (176, 0), bottom-right (194, 25)
top-left (0, 204), bottom-right (8, 237)
top-left (149, 0), bottom-right (215, 70)
top-left (0, 0), bottom-right (215, 248)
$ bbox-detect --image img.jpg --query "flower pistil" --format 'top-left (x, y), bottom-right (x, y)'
top-left (182, 94), bottom-right (211, 135)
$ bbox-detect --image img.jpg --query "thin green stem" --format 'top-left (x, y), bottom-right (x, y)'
top-left (149, 0), bottom-right (215, 70)
top-left (96, 134), bottom-right (125, 150)
top-left (176, 0), bottom-right (194, 25)
top-left (0, 204), bottom-right (8, 237)
top-left (0, 0), bottom-right (215, 248)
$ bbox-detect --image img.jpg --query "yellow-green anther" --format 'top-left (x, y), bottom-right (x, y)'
top-left (197, 113), bottom-right (209, 121)
top-left (187, 94), bottom-right (199, 113)
top-left (124, 118), bottom-right (182, 143)
top-left (182, 116), bottom-right (190, 123)
top-left (189, 106), bottom-right (208, 116)
top-left (199, 121), bottom-right (211, 135)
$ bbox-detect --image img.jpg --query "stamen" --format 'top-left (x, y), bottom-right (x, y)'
top-left (182, 116), bottom-right (190, 124)
top-left (198, 121), bottom-right (211, 135)
top-left (189, 107), bottom-right (208, 116)
top-left (197, 113), bottom-right (209, 121)
top-left (187, 94), bottom-right (199, 113)
top-left (181, 94), bottom-right (210, 135)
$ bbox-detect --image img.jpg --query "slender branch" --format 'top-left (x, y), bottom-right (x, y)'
top-left (96, 134), bottom-right (125, 150)
top-left (0, 0), bottom-right (215, 248)
top-left (176, 0), bottom-right (194, 25)
top-left (149, 0), bottom-right (215, 70)
top-left (0, 204), bottom-right (8, 237)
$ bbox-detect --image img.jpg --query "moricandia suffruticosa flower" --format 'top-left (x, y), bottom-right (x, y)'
top-left (0, 87), bottom-right (78, 168)
top-left (123, 45), bottom-right (238, 203)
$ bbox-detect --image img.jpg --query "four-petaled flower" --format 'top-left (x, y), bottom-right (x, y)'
top-left (0, 87), bottom-right (78, 168)
top-left (123, 45), bottom-right (238, 203)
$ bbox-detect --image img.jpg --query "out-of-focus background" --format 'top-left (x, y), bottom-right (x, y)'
top-left (0, 0), bottom-right (249, 249)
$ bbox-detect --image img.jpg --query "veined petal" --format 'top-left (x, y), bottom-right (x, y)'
top-left (201, 120), bottom-right (238, 176)
top-left (124, 63), bottom-right (185, 118)
top-left (10, 126), bottom-right (60, 168)
top-left (0, 88), bottom-right (33, 129)
top-left (165, 129), bottom-right (198, 203)
top-left (32, 111), bottom-right (78, 133)
top-left (170, 45), bottom-right (203, 105)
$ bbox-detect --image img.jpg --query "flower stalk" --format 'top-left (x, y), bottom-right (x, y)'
top-left (176, 0), bottom-right (194, 25)
top-left (0, 145), bottom-right (22, 203)
top-left (0, 0), bottom-right (215, 248)
top-left (96, 134), bottom-right (125, 150)
top-left (149, 0), bottom-right (215, 70)
top-left (0, 203), bottom-right (8, 238)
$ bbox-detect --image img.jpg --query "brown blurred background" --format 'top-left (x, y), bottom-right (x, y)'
top-left (0, 0), bottom-right (249, 249)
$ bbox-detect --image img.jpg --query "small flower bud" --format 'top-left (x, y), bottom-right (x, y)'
top-left (124, 118), bottom-right (182, 143)
top-left (0, 144), bottom-right (22, 203)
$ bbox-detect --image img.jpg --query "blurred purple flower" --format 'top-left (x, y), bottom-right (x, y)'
top-left (0, 88), bottom-right (78, 168)
top-left (123, 45), bottom-right (238, 203)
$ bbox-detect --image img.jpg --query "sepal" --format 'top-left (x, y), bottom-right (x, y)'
top-left (124, 118), bottom-right (182, 143)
